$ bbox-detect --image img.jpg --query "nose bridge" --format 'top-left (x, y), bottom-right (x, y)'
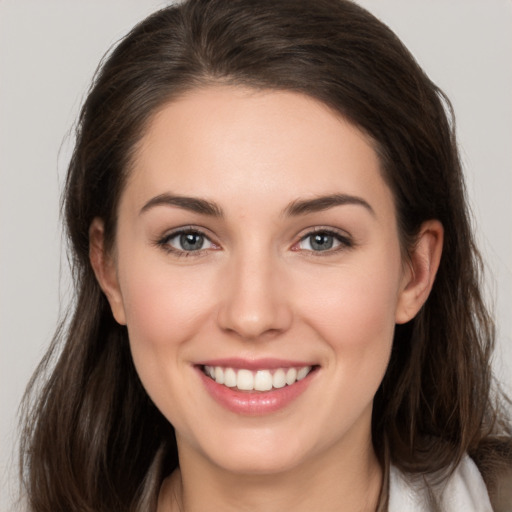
top-left (217, 241), bottom-right (291, 339)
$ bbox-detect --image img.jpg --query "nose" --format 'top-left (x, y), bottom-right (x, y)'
top-left (216, 251), bottom-right (293, 341)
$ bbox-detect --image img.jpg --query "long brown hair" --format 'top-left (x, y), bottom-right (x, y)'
top-left (20, 1), bottom-right (511, 510)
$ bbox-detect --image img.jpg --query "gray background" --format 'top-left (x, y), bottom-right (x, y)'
top-left (1, 1), bottom-right (511, 509)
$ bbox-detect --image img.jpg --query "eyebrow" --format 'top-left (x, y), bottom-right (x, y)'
top-left (140, 193), bottom-right (224, 217)
top-left (140, 192), bottom-right (374, 218)
top-left (283, 194), bottom-right (375, 217)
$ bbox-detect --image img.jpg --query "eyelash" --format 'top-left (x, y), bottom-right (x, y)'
top-left (293, 228), bottom-right (354, 255)
top-left (155, 227), bottom-right (353, 257)
top-left (155, 227), bottom-right (218, 257)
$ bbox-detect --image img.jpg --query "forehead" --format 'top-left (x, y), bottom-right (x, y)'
top-left (125, 85), bottom-right (393, 217)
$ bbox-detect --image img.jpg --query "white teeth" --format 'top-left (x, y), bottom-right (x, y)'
top-left (297, 367), bottom-right (310, 380)
top-left (285, 367), bottom-right (297, 385)
top-left (224, 367), bottom-right (237, 388)
top-left (214, 366), bottom-right (224, 384)
top-left (254, 370), bottom-right (273, 391)
top-left (272, 369), bottom-right (286, 389)
top-left (203, 365), bottom-right (313, 391)
top-left (237, 369), bottom-right (254, 390)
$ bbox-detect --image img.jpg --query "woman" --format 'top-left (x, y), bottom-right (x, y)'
top-left (20, 0), bottom-right (512, 510)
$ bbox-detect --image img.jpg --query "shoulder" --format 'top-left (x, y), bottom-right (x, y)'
top-left (388, 454), bottom-right (494, 512)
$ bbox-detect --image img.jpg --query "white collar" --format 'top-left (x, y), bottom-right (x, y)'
top-left (388, 454), bottom-right (493, 511)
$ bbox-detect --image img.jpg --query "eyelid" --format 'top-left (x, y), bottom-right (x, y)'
top-left (292, 226), bottom-right (354, 253)
top-left (154, 225), bottom-right (220, 256)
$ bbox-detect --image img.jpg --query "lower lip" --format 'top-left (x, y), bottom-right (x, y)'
top-left (197, 368), bottom-right (316, 415)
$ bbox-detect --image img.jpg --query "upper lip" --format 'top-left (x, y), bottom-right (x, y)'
top-left (195, 357), bottom-right (317, 371)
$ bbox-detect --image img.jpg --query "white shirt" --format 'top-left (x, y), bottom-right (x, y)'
top-left (388, 454), bottom-right (493, 511)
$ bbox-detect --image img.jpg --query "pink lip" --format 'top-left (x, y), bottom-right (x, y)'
top-left (196, 357), bottom-right (314, 371)
top-left (195, 363), bottom-right (318, 416)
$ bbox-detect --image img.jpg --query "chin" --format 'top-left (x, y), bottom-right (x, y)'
top-left (212, 449), bottom-right (306, 476)
top-left (195, 427), bottom-right (318, 476)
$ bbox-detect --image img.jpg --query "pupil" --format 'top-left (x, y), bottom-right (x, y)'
top-left (311, 233), bottom-right (333, 251)
top-left (180, 233), bottom-right (203, 251)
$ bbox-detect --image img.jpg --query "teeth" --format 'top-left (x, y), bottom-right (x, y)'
top-left (254, 370), bottom-right (273, 391)
top-left (237, 369), bottom-right (254, 390)
top-left (204, 365), bottom-right (313, 391)
top-left (272, 369), bottom-right (286, 389)
top-left (285, 368), bottom-right (297, 385)
top-left (224, 367), bottom-right (237, 388)
top-left (297, 367), bottom-right (310, 380)
top-left (214, 366), bottom-right (224, 385)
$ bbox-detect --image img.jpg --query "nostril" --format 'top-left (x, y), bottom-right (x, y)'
top-left (216, 294), bottom-right (293, 341)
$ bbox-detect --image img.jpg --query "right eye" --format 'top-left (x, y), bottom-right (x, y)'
top-left (158, 229), bottom-right (217, 255)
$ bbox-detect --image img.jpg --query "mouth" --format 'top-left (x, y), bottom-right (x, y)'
top-left (201, 365), bottom-right (315, 392)
top-left (196, 361), bottom-right (319, 415)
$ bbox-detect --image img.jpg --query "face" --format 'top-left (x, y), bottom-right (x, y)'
top-left (97, 86), bottom-right (419, 475)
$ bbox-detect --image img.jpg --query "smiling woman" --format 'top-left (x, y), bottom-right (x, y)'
top-left (19, 1), bottom-right (512, 512)
top-left (90, 88), bottom-right (426, 491)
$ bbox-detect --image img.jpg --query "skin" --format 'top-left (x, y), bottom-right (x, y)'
top-left (90, 86), bottom-right (443, 512)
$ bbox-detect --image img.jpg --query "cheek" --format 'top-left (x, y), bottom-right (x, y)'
top-left (297, 259), bottom-right (402, 352)
top-left (120, 255), bottom-right (212, 339)
top-left (292, 249), bottom-right (403, 420)
top-left (117, 254), bottom-right (216, 382)
top-left (265, 255), bottom-right (402, 455)
top-left (117, 258), bottom-right (221, 430)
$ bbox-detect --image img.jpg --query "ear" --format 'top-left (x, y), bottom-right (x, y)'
top-left (89, 218), bottom-right (127, 325)
top-left (395, 220), bottom-right (444, 324)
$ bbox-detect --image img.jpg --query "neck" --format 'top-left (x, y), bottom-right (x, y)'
top-left (158, 429), bottom-right (383, 512)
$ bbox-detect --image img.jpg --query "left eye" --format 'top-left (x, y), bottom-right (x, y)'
top-left (297, 231), bottom-right (348, 252)
top-left (165, 231), bottom-right (215, 252)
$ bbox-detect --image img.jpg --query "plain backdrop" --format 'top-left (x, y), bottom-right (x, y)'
top-left (1, 1), bottom-right (511, 509)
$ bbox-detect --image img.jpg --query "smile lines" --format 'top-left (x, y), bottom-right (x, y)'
top-left (203, 365), bottom-right (313, 392)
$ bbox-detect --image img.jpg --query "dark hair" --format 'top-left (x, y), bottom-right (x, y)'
top-left (20, 0), bottom-right (512, 510)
